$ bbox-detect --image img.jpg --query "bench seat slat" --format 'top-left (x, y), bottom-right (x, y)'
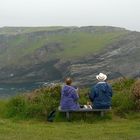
top-left (58, 108), bottom-right (111, 112)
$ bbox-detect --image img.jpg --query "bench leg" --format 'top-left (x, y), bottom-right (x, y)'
top-left (100, 111), bottom-right (104, 117)
top-left (66, 112), bottom-right (70, 121)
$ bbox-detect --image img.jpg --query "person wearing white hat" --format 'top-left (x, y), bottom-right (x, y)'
top-left (96, 73), bottom-right (107, 81)
top-left (89, 73), bottom-right (112, 109)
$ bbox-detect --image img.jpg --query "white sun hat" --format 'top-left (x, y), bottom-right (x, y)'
top-left (96, 73), bottom-right (107, 81)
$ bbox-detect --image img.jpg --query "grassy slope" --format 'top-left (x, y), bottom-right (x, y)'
top-left (0, 116), bottom-right (140, 140)
top-left (0, 27), bottom-right (129, 66)
top-left (48, 31), bottom-right (128, 59)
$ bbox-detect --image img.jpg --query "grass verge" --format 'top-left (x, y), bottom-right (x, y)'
top-left (0, 114), bottom-right (140, 140)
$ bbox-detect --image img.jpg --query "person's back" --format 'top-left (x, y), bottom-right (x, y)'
top-left (89, 73), bottom-right (112, 109)
top-left (60, 78), bottom-right (80, 110)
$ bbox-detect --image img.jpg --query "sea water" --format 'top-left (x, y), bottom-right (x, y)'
top-left (0, 82), bottom-right (48, 98)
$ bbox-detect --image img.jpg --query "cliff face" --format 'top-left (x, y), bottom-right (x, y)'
top-left (0, 26), bottom-right (140, 85)
top-left (67, 32), bottom-right (140, 85)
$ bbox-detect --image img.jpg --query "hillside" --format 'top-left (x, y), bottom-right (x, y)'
top-left (0, 26), bottom-right (139, 85)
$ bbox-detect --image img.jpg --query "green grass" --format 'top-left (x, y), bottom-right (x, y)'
top-left (36, 30), bottom-right (128, 60)
top-left (0, 115), bottom-right (140, 140)
top-left (53, 31), bottom-right (128, 59)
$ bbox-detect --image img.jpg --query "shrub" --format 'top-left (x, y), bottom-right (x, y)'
top-left (112, 92), bottom-right (135, 114)
top-left (6, 96), bottom-right (26, 118)
top-left (132, 79), bottom-right (140, 110)
top-left (78, 88), bottom-right (89, 105)
top-left (112, 78), bottom-right (135, 92)
top-left (25, 103), bottom-right (44, 118)
top-left (112, 78), bottom-right (136, 115)
top-left (5, 84), bottom-right (61, 119)
top-left (0, 100), bottom-right (8, 118)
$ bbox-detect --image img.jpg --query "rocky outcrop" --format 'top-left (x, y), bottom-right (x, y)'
top-left (64, 32), bottom-right (140, 85)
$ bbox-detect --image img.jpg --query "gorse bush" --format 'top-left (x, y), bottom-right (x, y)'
top-left (6, 96), bottom-right (27, 118)
top-left (30, 84), bottom-right (61, 118)
top-left (132, 79), bottom-right (140, 110)
top-left (6, 84), bottom-right (61, 119)
top-left (112, 78), bottom-right (135, 91)
top-left (112, 92), bottom-right (135, 114)
top-left (112, 78), bottom-right (136, 115)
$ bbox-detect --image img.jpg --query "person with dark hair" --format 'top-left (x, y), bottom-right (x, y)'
top-left (60, 77), bottom-right (80, 110)
top-left (89, 73), bottom-right (113, 109)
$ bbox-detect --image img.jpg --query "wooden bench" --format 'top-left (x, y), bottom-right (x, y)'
top-left (58, 107), bottom-right (111, 120)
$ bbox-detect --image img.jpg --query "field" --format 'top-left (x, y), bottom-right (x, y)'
top-left (0, 115), bottom-right (140, 140)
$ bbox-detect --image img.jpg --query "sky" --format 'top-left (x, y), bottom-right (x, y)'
top-left (0, 0), bottom-right (140, 31)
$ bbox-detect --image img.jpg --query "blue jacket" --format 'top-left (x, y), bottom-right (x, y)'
top-left (89, 82), bottom-right (112, 109)
top-left (60, 85), bottom-right (80, 110)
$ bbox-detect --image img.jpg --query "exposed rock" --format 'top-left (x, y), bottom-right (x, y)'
top-left (63, 32), bottom-right (140, 85)
top-left (0, 27), bottom-right (140, 86)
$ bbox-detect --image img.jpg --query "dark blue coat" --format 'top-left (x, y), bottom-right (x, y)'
top-left (89, 82), bottom-right (112, 109)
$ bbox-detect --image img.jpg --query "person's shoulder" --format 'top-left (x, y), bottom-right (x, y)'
top-left (106, 82), bottom-right (112, 87)
top-left (65, 85), bottom-right (75, 90)
top-left (95, 82), bottom-right (107, 87)
top-left (62, 85), bottom-right (70, 90)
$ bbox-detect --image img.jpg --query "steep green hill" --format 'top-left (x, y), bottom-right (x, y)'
top-left (0, 26), bottom-right (129, 66)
